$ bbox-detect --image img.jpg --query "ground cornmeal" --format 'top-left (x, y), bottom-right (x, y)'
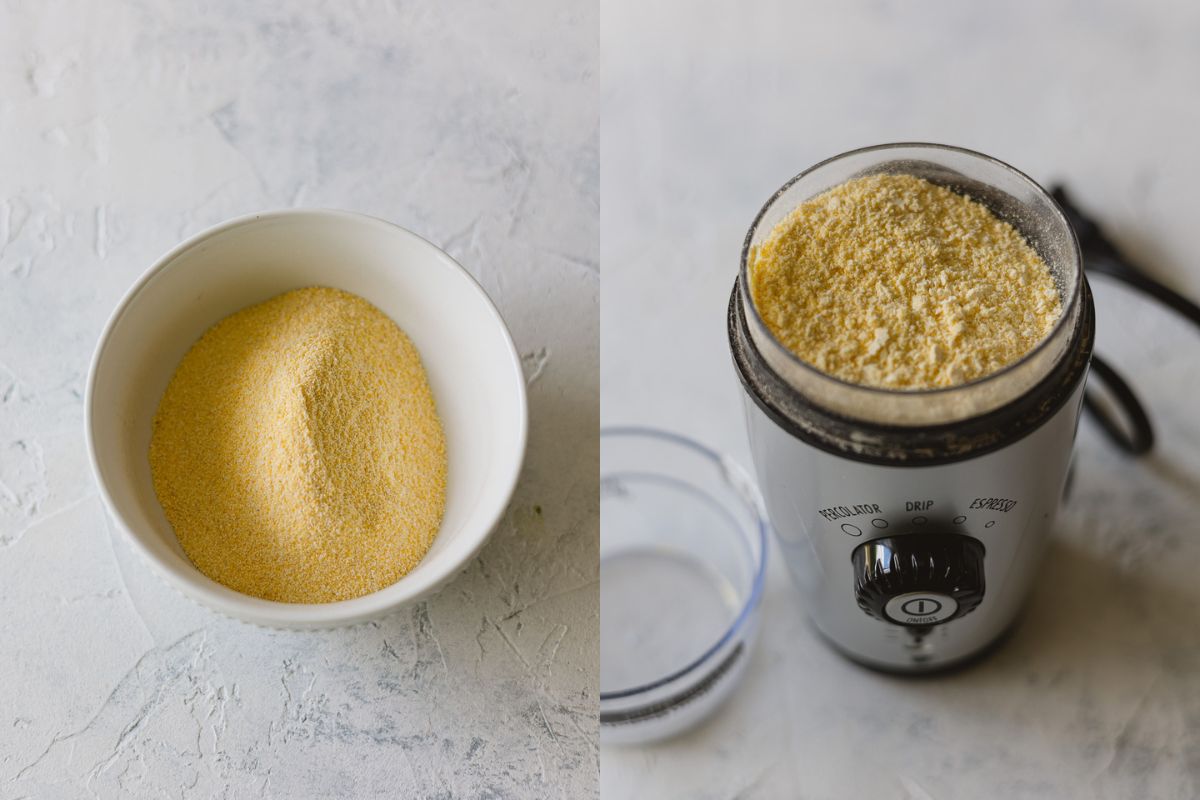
top-left (149, 287), bottom-right (446, 603)
top-left (749, 173), bottom-right (1063, 389)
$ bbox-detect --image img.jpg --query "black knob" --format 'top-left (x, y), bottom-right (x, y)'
top-left (852, 533), bottom-right (986, 626)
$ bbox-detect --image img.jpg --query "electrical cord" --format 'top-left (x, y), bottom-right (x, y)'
top-left (1082, 354), bottom-right (1154, 455)
top-left (1050, 185), bottom-right (1200, 456)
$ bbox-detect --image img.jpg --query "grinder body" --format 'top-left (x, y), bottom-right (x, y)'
top-left (742, 383), bottom-right (1085, 670)
top-left (732, 143), bottom-right (1095, 671)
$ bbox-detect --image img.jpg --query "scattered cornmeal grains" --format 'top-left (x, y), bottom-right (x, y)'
top-left (149, 287), bottom-right (446, 603)
top-left (749, 173), bottom-right (1063, 389)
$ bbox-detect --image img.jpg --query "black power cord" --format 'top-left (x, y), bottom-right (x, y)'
top-left (1082, 354), bottom-right (1154, 455)
top-left (1051, 185), bottom-right (1200, 456)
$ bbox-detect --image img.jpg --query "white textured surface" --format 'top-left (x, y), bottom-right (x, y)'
top-left (603, 1), bottom-right (1200, 797)
top-left (0, 2), bottom-right (597, 797)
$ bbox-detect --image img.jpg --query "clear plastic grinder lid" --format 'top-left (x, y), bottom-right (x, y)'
top-left (600, 427), bottom-right (767, 744)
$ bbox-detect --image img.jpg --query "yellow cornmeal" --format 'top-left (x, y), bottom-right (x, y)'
top-left (749, 173), bottom-right (1062, 389)
top-left (149, 287), bottom-right (446, 603)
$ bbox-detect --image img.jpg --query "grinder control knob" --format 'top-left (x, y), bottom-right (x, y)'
top-left (852, 533), bottom-right (986, 626)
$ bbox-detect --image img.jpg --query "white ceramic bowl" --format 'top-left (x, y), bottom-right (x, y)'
top-left (86, 210), bottom-right (528, 628)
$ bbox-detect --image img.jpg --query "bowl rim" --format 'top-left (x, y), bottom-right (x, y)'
top-left (84, 208), bottom-right (529, 627)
